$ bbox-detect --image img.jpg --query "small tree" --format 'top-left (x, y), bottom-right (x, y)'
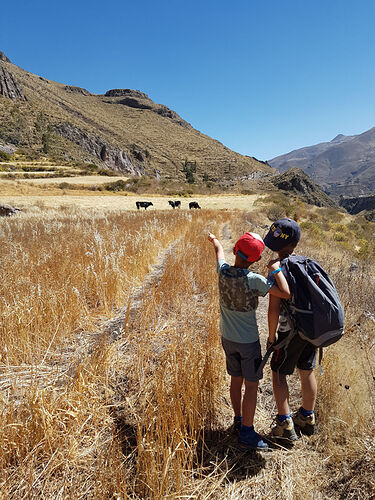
top-left (182, 159), bottom-right (197, 184)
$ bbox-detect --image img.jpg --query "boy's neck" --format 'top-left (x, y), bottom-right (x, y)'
top-left (234, 256), bottom-right (251, 269)
top-left (278, 249), bottom-right (295, 260)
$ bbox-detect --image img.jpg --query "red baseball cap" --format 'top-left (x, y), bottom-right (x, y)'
top-left (234, 232), bottom-right (265, 262)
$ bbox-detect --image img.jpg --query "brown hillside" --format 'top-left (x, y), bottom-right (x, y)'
top-left (0, 54), bottom-right (274, 182)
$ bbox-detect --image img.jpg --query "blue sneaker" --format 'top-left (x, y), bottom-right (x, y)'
top-left (238, 426), bottom-right (268, 451)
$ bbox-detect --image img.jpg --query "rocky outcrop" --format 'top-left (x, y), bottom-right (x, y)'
top-left (0, 204), bottom-right (21, 216)
top-left (104, 88), bottom-right (192, 128)
top-left (64, 85), bottom-right (91, 96)
top-left (155, 105), bottom-right (191, 128)
top-left (0, 141), bottom-right (16, 155)
top-left (0, 51), bottom-right (11, 63)
top-left (118, 97), bottom-right (152, 109)
top-left (105, 89), bottom-right (149, 99)
top-left (273, 168), bottom-right (337, 207)
top-left (0, 65), bottom-right (26, 100)
top-left (54, 122), bottom-right (145, 176)
top-left (339, 194), bottom-right (375, 215)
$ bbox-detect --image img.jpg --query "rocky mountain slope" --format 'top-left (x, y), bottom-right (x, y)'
top-left (0, 51), bottom-right (273, 182)
top-left (272, 168), bottom-right (337, 207)
top-left (269, 129), bottom-right (375, 197)
top-left (339, 193), bottom-right (375, 221)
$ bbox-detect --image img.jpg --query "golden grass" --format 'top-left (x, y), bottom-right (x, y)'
top-left (0, 191), bottom-right (262, 210)
top-left (0, 202), bottom-right (374, 498)
top-left (0, 175), bottom-right (129, 184)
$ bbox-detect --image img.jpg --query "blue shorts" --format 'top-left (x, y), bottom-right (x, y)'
top-left (221, 337), bottom-right (262, 382)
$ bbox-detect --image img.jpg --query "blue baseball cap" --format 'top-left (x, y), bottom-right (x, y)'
top-left (263, 218), bottom-right (301, 251)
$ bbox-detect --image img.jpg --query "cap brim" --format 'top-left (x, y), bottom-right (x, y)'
top-left (263, 232), bottom-right (289, 251)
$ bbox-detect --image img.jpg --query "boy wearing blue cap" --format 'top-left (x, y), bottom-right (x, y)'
top-left (264, 218), bottom-right (318, 441)
top-left (208, 231), bottom-right (291, 451)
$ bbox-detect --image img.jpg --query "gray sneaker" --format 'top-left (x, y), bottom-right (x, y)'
top-left (293, 408), bottom-right (317, 436)
top-left (271, 416), bottom-right (298, 441)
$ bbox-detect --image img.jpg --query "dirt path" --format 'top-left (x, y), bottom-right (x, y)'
top-left (0, 237), bottom-right (182, 394)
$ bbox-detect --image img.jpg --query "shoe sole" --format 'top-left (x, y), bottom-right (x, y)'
top-left (294, 423), bottom-right (317, 436)
top-left (271, 430), bottom-right (299, 442)
top-left (238, 442), bottom-right (269, 451)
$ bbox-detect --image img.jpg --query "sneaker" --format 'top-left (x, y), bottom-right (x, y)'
top-left (293, 408), bottom-right (317, 436)
top-left (238, 427), bottom-right (269, 451)
top-left (271, 416), bottom-right (298, 441)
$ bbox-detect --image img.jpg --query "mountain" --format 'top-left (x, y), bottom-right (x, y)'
top-left (272, 168), bottom-right (337, 207)
top-left (0, 52), bottom-right (273, 182)
top-left (339, 193), bottom-right (375, 221)
top-left (269, 128), bottom-right (375, 197)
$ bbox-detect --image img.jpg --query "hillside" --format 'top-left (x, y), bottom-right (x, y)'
top-left (272, 168), bottom-right (337, 208)
top-left (269, 129), bottom-right (375, 197)
top-left (0, 52), bottom-right (273, 184)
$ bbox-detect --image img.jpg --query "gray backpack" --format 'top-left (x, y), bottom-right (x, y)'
top-left (280, 255), bottom-right (344, 347)
top-left (256, 255), bottom-right (344, 377)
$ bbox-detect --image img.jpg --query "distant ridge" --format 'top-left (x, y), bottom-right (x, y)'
top-left (269, 128), bottom-right (375, 197)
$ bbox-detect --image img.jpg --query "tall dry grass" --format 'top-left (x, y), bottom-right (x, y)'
top-left (0, 204), bottom-right (374, 498)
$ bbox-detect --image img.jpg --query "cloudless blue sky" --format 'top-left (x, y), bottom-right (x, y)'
top-left (2, 0), bottom-right (375, 159)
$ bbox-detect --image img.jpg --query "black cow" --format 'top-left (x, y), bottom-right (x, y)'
top-left (189, 201), bottom-right (201, 209)
top-left (168, 200), bottom-right (181, 209)
top-left (136, 201), bottom-right (153, 210)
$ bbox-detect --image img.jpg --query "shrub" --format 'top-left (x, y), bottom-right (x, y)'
top-left (84, 163), bottom-right (99, 172)
top-left (0, 150), bottom-right (11, 161)
top-left (104, 180), bottom-right (128, 192)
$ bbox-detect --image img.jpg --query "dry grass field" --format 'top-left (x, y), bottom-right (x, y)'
top-left (0, 196), bottom-right (374, 498)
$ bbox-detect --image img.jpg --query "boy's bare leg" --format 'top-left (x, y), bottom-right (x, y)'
top-left (272, 371), bottom-right (290, 415)
top-left (242, 380), bottom-right (259, 426)
top-left (230, 376), bottom-right (243, 417)
top-left (298, 369), bottom-right (317, 411)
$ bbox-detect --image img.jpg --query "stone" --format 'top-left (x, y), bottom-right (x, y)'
top-left (0, 204), bottom-right (21, 216)
top-left (104, 89), bottom-right (149, 99)
top-left (64, 85), bottom-right (91, 96)
top-left (349, 262), bottom-right (359, 272)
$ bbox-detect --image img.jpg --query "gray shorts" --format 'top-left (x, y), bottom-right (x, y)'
top-left (221, 337), bottom-right (262, 382)
top-left (271, 330), bottom-right (317, 375)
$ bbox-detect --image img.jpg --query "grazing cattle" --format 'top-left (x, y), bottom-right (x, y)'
top-left (168, 200), bottom-right (181, 209)
top-left (189, 201), bottom-right (201, 209)
top-left (136, 201), bottom-right (153, 210)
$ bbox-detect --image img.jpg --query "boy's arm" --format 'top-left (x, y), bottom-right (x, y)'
top-left (268, 294), bottom-right (281, 344)
top-left (208, 233), bottom-right (225, 262)
top-left (267, 260), bottom-right (291, 299)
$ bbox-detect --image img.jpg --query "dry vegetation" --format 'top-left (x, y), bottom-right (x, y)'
top-left (0, 197), bottom-right (374, 499)
top-left (0, 60), bottom-right (269, 181)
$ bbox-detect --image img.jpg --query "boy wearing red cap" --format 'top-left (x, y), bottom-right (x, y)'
top-left (208, 231), bottom-right (290, 450)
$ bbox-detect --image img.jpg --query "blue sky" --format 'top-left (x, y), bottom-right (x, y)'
top-left (2, 0), bottom-right (375, 159)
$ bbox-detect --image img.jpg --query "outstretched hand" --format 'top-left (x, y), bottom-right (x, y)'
top-left (208, 233), bottom-right (217, 242)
